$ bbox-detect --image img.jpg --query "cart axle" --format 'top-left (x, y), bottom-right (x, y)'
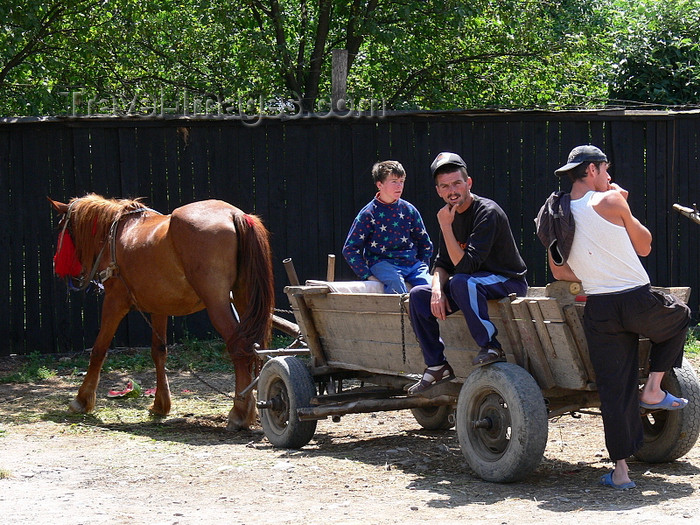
top-left (296, 394), bottom-right (457, 421)
top-left (473, 417), bottom-right (493, 430)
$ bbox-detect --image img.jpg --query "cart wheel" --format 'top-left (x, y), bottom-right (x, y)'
top-left (411, 406), bottom-right (455, 430)
top-left (634, 357), bottom-right (700, 463)
top-left (456, 362), bottom-right (548, 482)
top-left (258, 356), bottom-right (317, 449)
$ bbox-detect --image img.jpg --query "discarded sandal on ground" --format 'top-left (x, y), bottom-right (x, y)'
top-left (599, 470), bottom-right (636, 490)
top-left (472, 346), bottom-right (506, 367)
top-left (640, 390), bottom-right (688, 411)
top-left (407, 363), bottom-right (455, 395)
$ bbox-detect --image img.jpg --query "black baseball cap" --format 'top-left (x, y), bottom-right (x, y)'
top-left (430, 152), bottom-right (467, 178)
top-left (555, 145), bottom-right (608, 176)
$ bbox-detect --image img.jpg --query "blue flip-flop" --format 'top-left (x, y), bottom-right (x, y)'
top-left (600, 470), bottom-right (636, 490)
top-left (640, 390), bottom-right (688, 411)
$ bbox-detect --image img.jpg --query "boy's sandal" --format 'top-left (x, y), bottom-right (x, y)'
top-left (407, 363), bottom-right (455, 395)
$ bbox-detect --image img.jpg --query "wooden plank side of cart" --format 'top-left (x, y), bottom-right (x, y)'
top-left (284, 282), bottom-right (690, 392)
top-left (285, 284), bottom-right (585, 390)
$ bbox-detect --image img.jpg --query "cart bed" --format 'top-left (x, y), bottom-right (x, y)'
top-left (285, 281), bottom-right (690, 396)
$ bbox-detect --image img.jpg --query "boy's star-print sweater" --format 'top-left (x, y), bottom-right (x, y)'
top-left (342, 195), bottom-right (433, 280)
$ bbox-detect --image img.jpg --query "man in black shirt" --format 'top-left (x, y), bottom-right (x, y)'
top-left (407, 152), bottom-right (528, 395)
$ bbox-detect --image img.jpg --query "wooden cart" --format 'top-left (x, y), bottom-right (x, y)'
top-left (258, 268), bottom-right (700, 483)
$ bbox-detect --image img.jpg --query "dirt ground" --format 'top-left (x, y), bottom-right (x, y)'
top-left (1, 357), bottom-right (700, 525)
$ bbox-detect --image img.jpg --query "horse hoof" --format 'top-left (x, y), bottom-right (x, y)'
top-left (148, 410), bottom-right (166, 420)
top-left (226, 419), bottom-right (249, 432)
top-left (148, 404), bottom-right (170, 417)
top-left (69, 399), bottom-right (87, 413)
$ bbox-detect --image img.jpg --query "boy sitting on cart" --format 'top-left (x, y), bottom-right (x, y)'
top-left (342, 160), bottom-right (433, 294)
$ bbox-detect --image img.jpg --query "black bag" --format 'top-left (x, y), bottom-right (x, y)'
top-left (534, 191), bottom-right (574, 266)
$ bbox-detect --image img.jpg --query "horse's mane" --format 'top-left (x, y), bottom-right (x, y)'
top-left (68, 194), bottom-right (149, 268)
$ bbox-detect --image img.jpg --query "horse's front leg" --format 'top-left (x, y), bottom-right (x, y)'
top-left (149, 313), bottom-right (171, 416)
top-left (70, 295), bottom-right (128, 414)
top-left (227, 353), bottom-right (257, 431)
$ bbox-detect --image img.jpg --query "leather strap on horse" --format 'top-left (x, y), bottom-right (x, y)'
top-left (97, 218), bottom-right (122, 283)
top-left (71, 212), bottom-right (129, 290)
top-left (94, 207), bottom-right (161, 286)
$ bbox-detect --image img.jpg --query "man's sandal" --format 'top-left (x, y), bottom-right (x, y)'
top-left (472, 346), bottom-right (506, 367)
top-left (640, 390), bottom-right (688, 411)
top-left (407, 363), bottom-right (455, 395)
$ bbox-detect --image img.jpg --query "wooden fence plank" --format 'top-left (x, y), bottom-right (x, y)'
top-left (22, 126), bottom-right (54, 352)
top-left (0, 129), bottom-right (12, 350)
top-left (8, 127), bottom-right (26, 352)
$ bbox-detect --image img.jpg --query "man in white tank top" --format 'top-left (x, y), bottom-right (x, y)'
top-left (550, 145), bottom-right (691, 490)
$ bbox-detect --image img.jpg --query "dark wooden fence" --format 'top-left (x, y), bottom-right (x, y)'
top-left (2, 109), bottom-right (699, 356)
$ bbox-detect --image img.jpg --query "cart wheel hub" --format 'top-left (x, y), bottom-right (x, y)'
top-left (473, 417), bottom-right (493, 430)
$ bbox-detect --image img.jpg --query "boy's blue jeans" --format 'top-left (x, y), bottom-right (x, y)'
top-left (370, 260), bottom-right (431, 294)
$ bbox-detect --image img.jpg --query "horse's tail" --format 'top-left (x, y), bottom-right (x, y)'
top-left (233, 212), bottom-right (274, 351)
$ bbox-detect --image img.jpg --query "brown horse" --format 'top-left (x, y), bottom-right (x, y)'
top-left (49, 194), bottom-right (274, 430)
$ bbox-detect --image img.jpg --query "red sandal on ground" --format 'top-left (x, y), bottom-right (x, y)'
top-left (407, 363), bottom-right (455, 395)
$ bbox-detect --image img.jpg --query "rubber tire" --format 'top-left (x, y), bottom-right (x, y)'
top-left (258, 356), bottom-right (317, 449)
top-left (456, 362), bottom-right (548, 483)
top-left (411, 405), bottom-right (455, 430)
top-left (634, 357), bottom-right (700, 463)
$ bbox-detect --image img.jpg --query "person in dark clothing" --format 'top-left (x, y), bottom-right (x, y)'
top-left (407, 152), bottom-right (528, 395)
top-left (549, 144), bottom-right (691, 490)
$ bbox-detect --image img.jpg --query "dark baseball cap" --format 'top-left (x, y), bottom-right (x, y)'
top-left (430, 152), bottom-right (467, 178)
top-left (554, 145), bottom-right (608, 176)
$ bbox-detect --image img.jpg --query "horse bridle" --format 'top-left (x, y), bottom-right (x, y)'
top-left (57, 201), bottom-right (99, 291)
top-left (60, 204), bottom-right (159, 291)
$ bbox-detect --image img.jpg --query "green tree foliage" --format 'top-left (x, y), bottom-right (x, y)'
top-left (350, 0), bottom-right (610, 109)
top-left (0, 0), bottom-right (698, 116)
top-left (0, 1), bottom-right (104, 115)
top-left (607, 0), bottom-right (700, 106)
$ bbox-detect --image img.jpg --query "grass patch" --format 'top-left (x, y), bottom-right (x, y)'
top-left (686, 326), bottom-right (700, 357)
top-left (0, 352), bottom-right (56, 383)
top-left (1, 332), bottom-right (296, 384)
top-left (0, 468), bottom-right (11, 479)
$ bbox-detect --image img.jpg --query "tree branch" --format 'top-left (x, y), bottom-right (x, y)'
top-left (346, 0), bottom-right (378, 72)
top-left (303, 0), bottom-right (332, 110)
top-left (0, 3), bottom-right (65, 85)
top-left (266, 0), bottom-right (303, 99)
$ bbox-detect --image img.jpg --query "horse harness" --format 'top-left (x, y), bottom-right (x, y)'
top-left (70, 205), bottom-right (174, 353)
top-left (62, 204), bottom-right (161, 291)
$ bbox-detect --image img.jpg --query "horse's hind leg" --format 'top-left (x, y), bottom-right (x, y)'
top-left (70, 296), bottom-right (128, 413)
top-left (205, 300), bottom-right (256, 431)
top-left (149, 314), bottom-right (171, 416)
top-left (227, 353), bottom-right (256, 431)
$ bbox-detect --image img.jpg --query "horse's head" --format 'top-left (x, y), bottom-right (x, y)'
top-left (49, 197), bottom-right (83, 281)
top-left (49, 194), bottom-right (148, 286)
